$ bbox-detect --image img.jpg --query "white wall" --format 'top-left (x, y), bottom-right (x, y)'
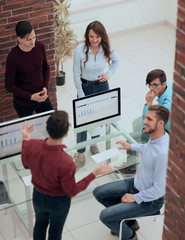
top-left (69, 0), bottom-right (178, 40)
top-left (166, 0), bottom-right (178, 26)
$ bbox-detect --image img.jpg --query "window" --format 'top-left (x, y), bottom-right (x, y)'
top-left (70, 0), bottom-right (125, 12)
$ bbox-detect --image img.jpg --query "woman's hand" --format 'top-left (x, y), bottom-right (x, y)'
top-left (20, 121), bottom-right (34, 141)
top-left (98, 73), bottom-right (109, 82)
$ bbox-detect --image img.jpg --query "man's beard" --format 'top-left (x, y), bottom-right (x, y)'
top-left (144, 121), bottom-right (158, 134)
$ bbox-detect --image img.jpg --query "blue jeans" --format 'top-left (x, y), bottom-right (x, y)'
top-left (77, 80), bottom-right (109, 153)
top-left (33, 189), bottom-right (71, 240)
top-left (93, 178), bottom-right (164, 240)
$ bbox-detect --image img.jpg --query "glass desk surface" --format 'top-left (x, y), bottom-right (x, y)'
top-left (0, 135), bottom-right (141, 207)
top-left (0, 122), bottom-right (142, 235)
top-left (0, 151), bottom-right (141, 209)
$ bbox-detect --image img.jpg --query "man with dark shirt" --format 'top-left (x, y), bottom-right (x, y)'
top-left (5, 20), bottom-right (53, 118)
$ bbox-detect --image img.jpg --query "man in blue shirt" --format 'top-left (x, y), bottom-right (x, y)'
top-left (142, 69), bottom-right (173, 134)
top-left (93, 105), bottom-right (170, 240)
top-left (121, 69), bottom-right (172, 176)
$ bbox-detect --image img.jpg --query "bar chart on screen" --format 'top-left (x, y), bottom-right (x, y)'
top-left (75, 94), bottom-right (118, 124)
top-left (0, 122), bottom-right (47, 159)
top-left (73, 88), bottom-right (121, 132)
top-left (0, 110), bottom-right (54, 160)
top-left (78, 108), bottom-right (95, 117)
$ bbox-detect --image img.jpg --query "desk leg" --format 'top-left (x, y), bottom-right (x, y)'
top-left (2, 164), bottom-right (10, 192)
top-left (25, 186), bottom-right (33, 236)
top-left (106, 124), bottom-right (111, 163)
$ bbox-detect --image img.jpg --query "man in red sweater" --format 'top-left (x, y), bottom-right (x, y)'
top-left (20, 110), bottom-right (113, 240)
top-left (5, 20), bottom-right (53, 118)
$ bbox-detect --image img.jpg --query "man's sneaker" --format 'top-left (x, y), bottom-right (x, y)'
top-left (111, 230), bottom-right (138, 240)
top-left (128, 231), bottom-right (138, 240)
top-left (110, 230), bottom-right (117, 236)
top-left (118, 166), bottom-right (136, 177)
top-left (110, 220), bottom-right (139, 236)
top-left (90, 144), bottom-right (99, 155)
top-left (74, 154), bottom-right (86, 171)
top-left (125, 219), bottom-right (140, 231)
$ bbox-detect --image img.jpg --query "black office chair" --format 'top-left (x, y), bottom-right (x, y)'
top-left (0, 180), bottom-right (16, 238)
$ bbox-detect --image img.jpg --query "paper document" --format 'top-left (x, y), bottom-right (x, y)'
top-left (91, 148), bottom-right (120, 163)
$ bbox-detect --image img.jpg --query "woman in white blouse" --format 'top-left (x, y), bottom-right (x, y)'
top-left (73, 20), bottom-right (119, 170)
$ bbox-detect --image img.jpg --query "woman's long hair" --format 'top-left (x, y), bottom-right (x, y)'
top-left (83, 21), bottom-right (111, 66)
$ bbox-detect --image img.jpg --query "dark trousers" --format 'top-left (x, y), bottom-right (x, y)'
top-left (13, 97), bottom-right (53, 118)
top-left (33, 188), bottom-right (71, 240)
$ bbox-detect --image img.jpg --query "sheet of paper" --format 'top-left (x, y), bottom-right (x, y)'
top-left (91, 148), bottom-right (120, 163)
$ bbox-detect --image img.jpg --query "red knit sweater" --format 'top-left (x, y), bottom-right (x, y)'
top-left (5, 41), bottom-right (50, 107)
top-left (21, 139), bottom-right (95, 197)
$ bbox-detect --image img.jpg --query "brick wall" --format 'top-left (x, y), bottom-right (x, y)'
top-left (0, 0), bottom-right (57, 123)
top-left (163, 0), bottom-right (185, 239)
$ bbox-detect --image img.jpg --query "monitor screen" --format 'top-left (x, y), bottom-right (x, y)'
top-left (0, 110), bottom-right (54, 160)
top-left (73, 88), bottom-right (121, 132)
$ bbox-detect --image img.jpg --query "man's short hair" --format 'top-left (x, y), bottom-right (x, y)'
top-left (46, 111), bottom-right (69, 139)
top-left (146, 69), bottom-right (166, 84)
top-left (148, 105), bottom-right (170, 126)
top-left (15, 21), bottom-right (33, 38)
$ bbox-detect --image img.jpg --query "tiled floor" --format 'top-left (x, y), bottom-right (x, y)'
top-left (0, 23), bottom-right (176, 240)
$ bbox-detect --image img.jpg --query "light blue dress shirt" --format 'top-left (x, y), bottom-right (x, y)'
top-left (142, 81), bottom-right (173, 132)
top-left (131, 132), bottom-right (169, 204)
top-left (73, 43), bottom-right (119, 98)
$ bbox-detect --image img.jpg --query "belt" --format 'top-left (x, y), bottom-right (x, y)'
top-left (34, 187), bottom-right (49, 195)
top-left (81, 78), bottom-right (100, 86)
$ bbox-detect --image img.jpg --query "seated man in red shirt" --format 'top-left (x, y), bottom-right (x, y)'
top-left (5, 20), bottom-right (53, 118)
top-left (20, 110), bottom-right (113, 240)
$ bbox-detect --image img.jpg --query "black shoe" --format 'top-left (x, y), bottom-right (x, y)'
top-left (127, 231), bottom-right (138, 240)
top-left (110, 219), bottom-right (139, 236)
top-left (125, 219), bottom-right (140, 231)
top-left (110, 230), bottom-right (118, 236)
top-left (111, 230), bottom-right (138, 240)
top-left (110, 220), bottom-right (139, 237)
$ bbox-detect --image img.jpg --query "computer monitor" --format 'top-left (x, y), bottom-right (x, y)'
top-left (73, 87), bottom-right (121, 133)
top-left (0, 110), bottom-right (54, 160)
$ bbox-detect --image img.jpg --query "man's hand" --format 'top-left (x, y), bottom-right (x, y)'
top-left (145, 91), bottom-right (155, 105)
top-left (42, 87), bottom-right (48, 97)
top-left (20, 121), bottom-right (34, 141)
top-left (121, 193), bottom-right (135, 203)
top-left (116, 140), bottom-right (131, 150)
top-left (31, 90), bottom-right (48, 102)
top-left (92, 163), bottom-right (116, 176)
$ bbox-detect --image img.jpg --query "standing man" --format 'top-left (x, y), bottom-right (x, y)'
top-left (5, 20), bottom-right (53, 118)
top-left (93, 105), bottom-right (170, 240)
top-left (20, 110), bottom-right (113, 240)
